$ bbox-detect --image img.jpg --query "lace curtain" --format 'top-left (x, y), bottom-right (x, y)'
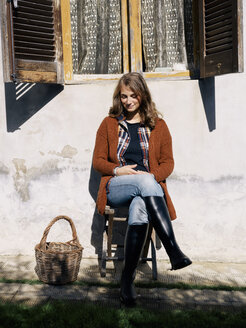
top-left (141, 0), bottom-right (193, 72)
top-left (70, 0), bottom-right (193, 74)
top-left (70, 0), bottom-right (122, 74)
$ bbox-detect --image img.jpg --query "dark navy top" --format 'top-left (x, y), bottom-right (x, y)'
top-left (124, 122), bottom-right (148, 172)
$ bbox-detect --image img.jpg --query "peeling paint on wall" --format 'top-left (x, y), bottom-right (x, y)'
top-left (12, 158), bottom-right (60, 201)
top-left (11, 146), bottom-right (79, 201)
top-left (12, 158), bottom-right (29, 201)
top-left (49, 145), bottom-right (78, 159)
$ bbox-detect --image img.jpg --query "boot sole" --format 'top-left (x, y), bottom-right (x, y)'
top-left (171, 259), bottom-right (192, 270)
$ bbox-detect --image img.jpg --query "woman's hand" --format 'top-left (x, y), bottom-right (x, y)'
top-left (116, 164), bottom-right (137, 176)
top-left (116, 165), bottom-right (153, 176)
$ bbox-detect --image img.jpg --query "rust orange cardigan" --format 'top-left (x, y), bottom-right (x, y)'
top-left (93, 116), bottom-right (177, 220)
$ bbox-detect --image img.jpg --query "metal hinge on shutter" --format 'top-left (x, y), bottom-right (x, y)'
top-left (7, 0), bottom-right (18, 8)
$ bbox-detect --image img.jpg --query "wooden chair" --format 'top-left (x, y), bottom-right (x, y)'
top-left (100, 205), bottom-right (158, 280)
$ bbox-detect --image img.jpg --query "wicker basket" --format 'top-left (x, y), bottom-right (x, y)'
top-left (35, 215), bottom-right (83, 285)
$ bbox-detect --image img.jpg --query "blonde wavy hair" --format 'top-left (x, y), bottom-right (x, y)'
top-left (109, 72), bottom-right (161, 129)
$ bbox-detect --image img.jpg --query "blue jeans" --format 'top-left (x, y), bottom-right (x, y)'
top-left (107, 174), bottom-right (164, 225)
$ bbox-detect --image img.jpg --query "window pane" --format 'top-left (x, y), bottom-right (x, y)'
top-left (141, 0), bottom-right (193, 72)
top-left (70, 0), bottom-right (122, 74)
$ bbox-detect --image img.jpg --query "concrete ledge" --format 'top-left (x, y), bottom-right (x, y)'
top-left (1, 283), bottom-right (246, 310)
top-left (0, 255), bottom-right (246, 309)
top-left (0, 256), bottom-right (246, 287)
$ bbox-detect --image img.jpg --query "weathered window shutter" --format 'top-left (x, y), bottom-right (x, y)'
top-left (5, 0), bottom-right (64, 83)
top-left (198, 0), bottom-right (243, 78)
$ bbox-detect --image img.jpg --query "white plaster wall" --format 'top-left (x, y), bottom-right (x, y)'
top-left (0, 8), bottom-right (245, 262)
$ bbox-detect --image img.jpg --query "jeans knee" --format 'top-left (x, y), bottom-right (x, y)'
top-left (137, 174), bottom-right (164, 197)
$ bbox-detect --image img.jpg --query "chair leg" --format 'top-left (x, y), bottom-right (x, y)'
top-left (100, 219), bottom-right (108, 278)
top-left (107, 213), bottom-right (114, 258)
top-left (100, 226), bottom-right (107, 277)
top-left (150, 237), bottom-right (158, 280)
top-left (101, 206), bottom-right (158, 280)
top-left (141, 224), bottom-right (152, 263)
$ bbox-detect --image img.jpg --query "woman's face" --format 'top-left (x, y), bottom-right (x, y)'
top-left (120, 85), bottom-right (141, 113)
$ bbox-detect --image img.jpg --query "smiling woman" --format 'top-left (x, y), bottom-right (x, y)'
top-left (109, 72), bottom-right (160, 129)
top-left (120, 86), bottom-right (141, 119)
top-left (93, 72), bottom-right (192, 306)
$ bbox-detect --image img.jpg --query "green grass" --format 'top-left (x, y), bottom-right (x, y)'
top-left (0, 301), bottom-right (245, 328)
top-left (1, 278), bottom-right (246, 292)
top-left (0, 278), bottom-right (43, 285)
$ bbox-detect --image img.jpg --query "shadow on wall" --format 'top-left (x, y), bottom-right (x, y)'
top-left (4, 82), bottom-right (64, 132)
top-left (198, 77), bottom-right (216, 132)
top-left (88, 164), bottom-right (105, 256)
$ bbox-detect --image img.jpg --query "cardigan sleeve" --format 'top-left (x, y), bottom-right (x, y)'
top-left (150, 120), bottom-right (174, 182)
top-left (93, 118), bottom-right (118, 176)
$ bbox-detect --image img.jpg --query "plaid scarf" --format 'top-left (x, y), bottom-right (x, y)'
top-left (117, 116), bottom-right (151, 171)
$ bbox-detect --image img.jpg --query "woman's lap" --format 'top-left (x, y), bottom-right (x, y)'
top-left (107, 174), bottom-right (164, 225)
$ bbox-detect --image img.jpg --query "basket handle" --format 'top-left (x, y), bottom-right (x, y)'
top-left (39, 215), bottom-right (81, 251)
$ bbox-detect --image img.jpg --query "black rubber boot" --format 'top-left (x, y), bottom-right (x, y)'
top-left (120, 224), bottom-right (148, 306)
top-left (144, 196), bottom-right (192, 270)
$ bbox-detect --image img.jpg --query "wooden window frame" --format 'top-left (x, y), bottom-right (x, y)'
top-left (62, 0), bottom-right (191, 84)
top-left (1, 0), bottom-right (243, 84)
